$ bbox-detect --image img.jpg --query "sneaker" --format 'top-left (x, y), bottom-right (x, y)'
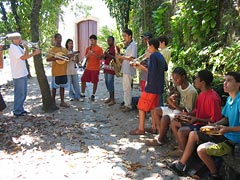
top-left (22, 111), bottom-right (29, 115)
top-left (120, 105), bottom-right (126, 110)
top-left (169, 162), bottom-right (185, 176)
top-left (70, 98), bottom-right (74, 101)
top-left (90, 95), bottom-right (95, 101)
top-left (14, 113), bottom-right (25, 117)
top-left (208, 174), bottom-right (222, 180)
top-left (80, 94), bottom-right (85, 98)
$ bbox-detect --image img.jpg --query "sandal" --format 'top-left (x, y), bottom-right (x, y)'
top-left (145, 127), bottom-right (158, 134)
top-left (60, 102), bottom-right (70, 108)
top-left (108, 100), bottom-right (116, 106)
top-left (145, 139), bottom-right (163, 146)
top-left (104, 98), bottom-right (111, 104)
top-left (129, 129), bottom-right (145, 135)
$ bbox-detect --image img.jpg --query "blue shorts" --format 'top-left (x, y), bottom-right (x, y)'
top-left (51, 75), bottom-right (68, 89)
top-left (181, 122), bottom-right (202, 131)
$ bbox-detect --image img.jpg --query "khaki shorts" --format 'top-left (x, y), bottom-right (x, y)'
top-left (205, 141), bottom-right (232, 156)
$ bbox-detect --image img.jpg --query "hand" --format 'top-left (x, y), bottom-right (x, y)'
top-left (116, 54), bottom-right (122, 60)
top-left (190, 116), bottom-right (197, 124)
top-left (22, 43), bottom-right (28, 49)
top-left (218, 125), bottom-right (228, 134)
top-left (33, 49), bottom-right (41, 56)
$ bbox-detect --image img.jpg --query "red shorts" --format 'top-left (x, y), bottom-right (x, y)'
top-left (81, 69), bottom-right (99, 84)
top-left (138, 92), bottom-right (159, 112)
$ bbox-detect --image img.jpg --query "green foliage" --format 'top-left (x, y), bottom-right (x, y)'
top-left (97, 25), bottom-right (123, 52)
top-left (152, 1), bottom-right (172, 37)
top-left (151, 0), bottom-right (240, 80)
top-left (0, 0), bottom-right (70, 47)
top-left (104, 0), bottom-right (131, 31)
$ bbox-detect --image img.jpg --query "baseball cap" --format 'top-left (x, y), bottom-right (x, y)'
top-left (141, 32), bottom-right (152, 39)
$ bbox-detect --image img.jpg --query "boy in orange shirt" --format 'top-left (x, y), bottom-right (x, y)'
top-left (81, 34), bottom-right (103, 101)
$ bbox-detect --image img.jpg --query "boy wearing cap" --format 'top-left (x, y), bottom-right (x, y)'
top-left (8, 32), bottom-right (41, 116)
top-left (80, 34), bottom-right (103, 101)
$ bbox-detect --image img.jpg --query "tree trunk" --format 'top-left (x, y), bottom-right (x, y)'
top-left (30, 0), bottom-right (58, 112)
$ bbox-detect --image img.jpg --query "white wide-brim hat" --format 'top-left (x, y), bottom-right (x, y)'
top-left (6, 32), bottom-right (21, 40)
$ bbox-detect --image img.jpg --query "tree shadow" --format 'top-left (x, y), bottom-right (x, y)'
top-left (0, 76), bottom-right (187, 180)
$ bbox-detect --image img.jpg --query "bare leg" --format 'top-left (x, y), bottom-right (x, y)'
top-left (81, 81), bottom-right (86, 94)
top-left (178, 126), bottom-right (191, 151)
top-left (158, 115), bottom-right (170, 142)
top-left (60, 87), bottom-right (65, 103)
top-left (93, 83), bottom-right (98, 95)
top-left (197, 146), bottom-right (217, 174)
top-left (138, 109), bottom-right (146, 131)
top-left (171, 119), bottom-right (182, 147)
top-left (110, 91), bottom-right (114, 100)
top-left (153, 107), bottom-right (163, 132)
top-left (180, 131), bottom-right (199, 164)
top-left (150, 109), bottom-right (156, 129)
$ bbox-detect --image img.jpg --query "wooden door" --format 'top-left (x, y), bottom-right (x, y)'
top-left (77, 20), bottom-right (97, 61)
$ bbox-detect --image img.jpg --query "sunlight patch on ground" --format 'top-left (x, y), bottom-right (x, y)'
top-left (12, 135), bottom-right (43, 147)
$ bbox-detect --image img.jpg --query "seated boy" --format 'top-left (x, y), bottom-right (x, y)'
top-left (171, 72), bottom-right (240, 180)
top-left (171, 70), bottom-right (222, 151)
top-left (146, 67), bottom-right (198, 146)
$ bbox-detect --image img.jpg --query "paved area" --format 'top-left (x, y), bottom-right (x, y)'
top-left (0, 71), bottom-right (193, 180)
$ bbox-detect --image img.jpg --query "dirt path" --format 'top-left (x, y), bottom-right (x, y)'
top-left (0, 72), bottom-right (192, 180)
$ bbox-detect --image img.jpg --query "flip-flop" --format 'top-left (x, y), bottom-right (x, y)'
top-left (60, 102), bottom-right (70, 108)
top-left (129, 129), bottom-right (145, 135)
top-left (145, 139), bottom-right (163, 146)
top-left (145, 127), bottom-right (158, 134)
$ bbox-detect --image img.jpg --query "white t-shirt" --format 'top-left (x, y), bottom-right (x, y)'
top-left (121, 40), bottom-right (137, 75)
top-left (8, 44), bottom-right (28, 79)
top-left (177, 83), bottom-right (198, 112)
top-left (67, 50), bottom-right (78, 75)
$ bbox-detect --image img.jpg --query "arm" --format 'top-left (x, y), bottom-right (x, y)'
top-left (133, 63), bottom-right (148, 72)
top-left (20, 45), bottom-right (41, 60)
top-left (117, 55), bottom-right (133, 61)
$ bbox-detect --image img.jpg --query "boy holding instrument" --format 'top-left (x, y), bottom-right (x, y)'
top-left (103, 36), bottom-right (120, 106)
top-left (170, 72), bottom-right (240, 180)
top-left (129, 38), bottom-right (167, 135)
top-left (47, 33), bottom-right (70, 107)
top-left (170, 70), bottom-right (222, 154)
top-left (80, 34), bottom-right (103, 101)
top-left (117, 29), bottom-right (137, 112)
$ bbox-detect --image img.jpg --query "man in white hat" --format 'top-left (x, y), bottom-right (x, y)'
top-left (8, 32), bottom-right (41, 116)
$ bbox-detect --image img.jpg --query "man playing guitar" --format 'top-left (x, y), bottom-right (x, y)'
top-left (47, 33), bottom-right (72, 107)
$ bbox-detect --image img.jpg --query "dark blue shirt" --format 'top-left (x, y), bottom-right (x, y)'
top-left (145, 52), bottom-right (167, 94)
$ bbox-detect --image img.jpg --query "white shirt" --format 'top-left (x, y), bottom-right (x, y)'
top-left (121, 40), bottom-right (137, 75)
top-left (8, 44), bottom-right (28, 79)
top-left (67, 50), bottom-right (78, 75)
